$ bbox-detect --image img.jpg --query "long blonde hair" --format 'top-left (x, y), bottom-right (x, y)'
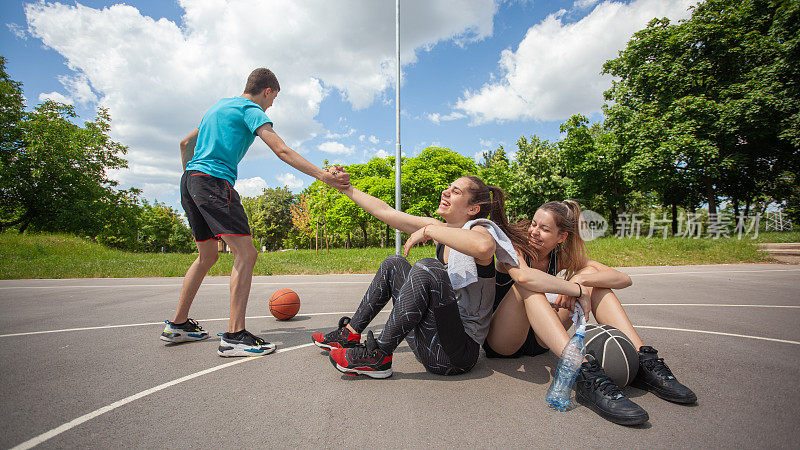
top-left (533, 200), bottom-right (588, 280)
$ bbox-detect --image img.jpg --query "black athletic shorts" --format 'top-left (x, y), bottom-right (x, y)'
top-left (180, 170), bottom-right (251, 242)
top-left (482, 270), bottom-right (549, 358)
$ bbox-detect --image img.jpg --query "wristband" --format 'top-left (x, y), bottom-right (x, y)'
top-left (575, 282), bottom-right (582, 298)
top-left (422, 225), bottom-right (430, 239)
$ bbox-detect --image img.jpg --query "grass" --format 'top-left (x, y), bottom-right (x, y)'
top-left (0, 231), bottom-right (795, 279)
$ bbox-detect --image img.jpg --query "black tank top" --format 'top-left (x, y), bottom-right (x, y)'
top-left (436, 243), bottom-right (495, 278)
top-left (493, 249), bottom-right (558, 310)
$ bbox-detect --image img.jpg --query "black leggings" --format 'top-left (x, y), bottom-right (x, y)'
top-left (350, 255), bottom-right (479, 375)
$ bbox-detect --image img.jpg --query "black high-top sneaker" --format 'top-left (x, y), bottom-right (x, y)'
top-left (329, 330), bottom-right (392, 378)
top-left (575, 360), bottom-right (649, 426)
top-left (631, 346), bottom-right (697, 404)
top-left (313, 316), bottom-right (361, 351)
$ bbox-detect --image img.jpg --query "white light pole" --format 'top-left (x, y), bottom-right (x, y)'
top-left (394, 0), bottom-right (402, 255)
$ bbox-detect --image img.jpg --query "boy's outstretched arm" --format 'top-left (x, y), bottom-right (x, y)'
top-left (180, 129), bottom-right (199, 170)
top-left (257, 123), bottom-right (349, 190)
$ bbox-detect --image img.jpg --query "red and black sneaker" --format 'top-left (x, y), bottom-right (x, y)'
top-left (329, 330), bottom-right (393, 378)
top-left (313, 316), bottom-right (361, 351)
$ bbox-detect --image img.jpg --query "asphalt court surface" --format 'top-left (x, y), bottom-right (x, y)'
top-left (1, 264), bottom-right (799, 448)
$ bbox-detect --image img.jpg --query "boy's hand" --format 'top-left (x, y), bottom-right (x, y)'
top-left (323, 166), bottom-right (350, 190)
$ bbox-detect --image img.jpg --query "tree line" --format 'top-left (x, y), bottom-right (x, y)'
top-left (2, 0), bottom-right (797, 253)
top-left (0, 56), bottom-right (194, 252)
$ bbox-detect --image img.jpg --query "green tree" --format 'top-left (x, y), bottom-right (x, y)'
top-left (96, 188), bottom-right (143, 250)
top-left (403, 147), bottom-right (478, 217)
top-left (242, 187), bottom-right (295, 250)
top-left (603, 0), bottom-right (800, 216)
top-left (559, 115), bottom-right (636, 231)
top-left (0, 57), bottom-right (26, 226)
top-left (508, 135), bottom-right (572, 218)
top-left (0, 99), bottom-right (131, 233)
top-left (287, 194), bottom-right (314, 249)
top-left (138, 201), bottom-right (193, 253)
top-left (478, 146), bottom-right (514, 199)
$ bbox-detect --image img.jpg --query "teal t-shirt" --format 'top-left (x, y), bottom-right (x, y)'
top-left (186, 97), bottom-right (272, 185)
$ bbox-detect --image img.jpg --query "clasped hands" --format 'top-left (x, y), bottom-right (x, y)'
top-left (322, 165), bottom-right (351, 191)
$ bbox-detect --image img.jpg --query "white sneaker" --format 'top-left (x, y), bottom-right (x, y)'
top-left (160, 318), bottom-right (209, 343)
top-left (217, 330), bottom-right (277, 357)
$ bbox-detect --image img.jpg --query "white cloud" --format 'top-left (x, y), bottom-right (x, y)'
top-left (24, 0), bottom-right (497, 199)
top-left (374, 149), bottom-right (390, 158)
top-left (6, 23), bottom-right (27, 40)
top-left (39, 91), bottom-right (73, 105)
top-left (234, 177), bottom-right (268, 198)
top-left (277, 173), bottom-right (304, 189)
top-left (473, 150), bottom-right (485, 163)
top-left (368, 135), bottom-right (380, 144)
top-left (141, 183), bottom-right (178, 202)
top-left (58, 74), bottom-right (97, 105)
top-left (318, 141), bottom-right (355, 155)
top-left (325, 127), bottom-right (356, 139)
top-left (480, 138), bottom-right (504, 149)
top-left (455, 0), bottom-right (696, 124)
top-left (573, 0), bottom-right (600, 10)
top-left (427, 111), bottom-right (466, 124)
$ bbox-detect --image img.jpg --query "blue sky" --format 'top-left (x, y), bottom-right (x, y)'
top-left (1, 0), bottom-right (695, 210)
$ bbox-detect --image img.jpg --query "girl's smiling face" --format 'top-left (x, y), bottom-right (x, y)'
top-left (436, 177), bottom-right (479, 223)
top-left (528, 208), bottom-right (567, 252)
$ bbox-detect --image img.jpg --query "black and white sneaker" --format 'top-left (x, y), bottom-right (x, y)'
top-left (160, 318), bottom-right (209, 343)
top-left (575, 360), bottom-right (649, 426)
top-left (217, 329), bottom-right (277, 357)
top-left (631, 346), bottom-right (697, 404)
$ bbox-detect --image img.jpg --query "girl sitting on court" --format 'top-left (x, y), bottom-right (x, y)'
top-left (484, 200), bottom-right (696, 425)
top-left (313, 175), bottom-right (521, 378)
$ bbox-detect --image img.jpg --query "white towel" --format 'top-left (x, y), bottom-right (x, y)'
top-left (446, 218), bottom-right (519, 289)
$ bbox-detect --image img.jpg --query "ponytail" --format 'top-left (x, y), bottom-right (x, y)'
top-left (464, 176), bottom-right (536, 263)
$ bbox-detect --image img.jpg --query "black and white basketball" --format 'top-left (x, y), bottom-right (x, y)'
top-left (584, 324), bottom-right (639, 387)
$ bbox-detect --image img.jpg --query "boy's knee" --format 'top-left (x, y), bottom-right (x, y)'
top-left (199, 253), bottom-right (219, 267)
top-left (198, 249), bottom-right (219, 268)
top-left (236, 247), bottom-right (258, 267)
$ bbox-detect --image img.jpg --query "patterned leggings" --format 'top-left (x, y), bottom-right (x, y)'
top-left (350, 255), bottom-right (479, 375)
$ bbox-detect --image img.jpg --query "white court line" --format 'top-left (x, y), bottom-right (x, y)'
top-left (636, 325), bottom-right (800, 346)
top-left (623, 304), bottom-right (800, 308)
top-left (629, 268), bottom-right (800, 277)
top-left (1, 267), bottom-right (798, 290)
top-left (0, 311), bottom-right (385, 338)
top-left (2, 304), bottom-right (796, 339)
top-left (11, 321), bottom-right (800, 449)
top-left (9, 342), bottom-right (316, 450)
top-left (0, 281), bottom-right (371, 290)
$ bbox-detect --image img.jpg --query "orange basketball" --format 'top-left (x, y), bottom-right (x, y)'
top-left (269, 289), bottom-right (300, 320)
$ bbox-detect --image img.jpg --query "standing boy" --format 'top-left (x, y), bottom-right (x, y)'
top-left (160, 68), bottom-right (349, 356)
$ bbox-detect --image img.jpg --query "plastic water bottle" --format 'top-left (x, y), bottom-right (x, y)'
top-left (545, 304), bottom-right (586, 411)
